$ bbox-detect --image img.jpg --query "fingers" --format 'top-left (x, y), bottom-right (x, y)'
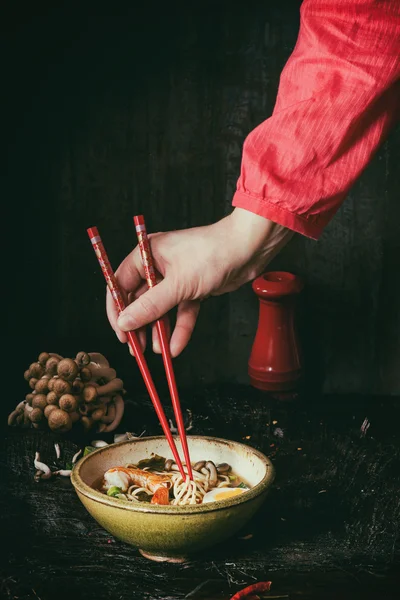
top-left (117, 279), bottom-right (178, 332)
top-left (107, 269), bottom-right (150, 350)
top-left (105, 248), bottom-right (144, 335)
top-left (114, 247), bottom-right (145, 295)
top-left (170, 300), bottom-right (200, 357)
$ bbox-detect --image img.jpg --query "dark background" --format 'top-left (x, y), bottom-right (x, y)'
top-left (3, 0), bottom-right (400, 410)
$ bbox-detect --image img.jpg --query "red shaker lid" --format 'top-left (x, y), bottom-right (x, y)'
top-left (252, 271), bottom-right (303, 299)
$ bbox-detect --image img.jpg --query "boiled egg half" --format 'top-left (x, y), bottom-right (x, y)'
top-left (202, 487), bottom-right (247, 504)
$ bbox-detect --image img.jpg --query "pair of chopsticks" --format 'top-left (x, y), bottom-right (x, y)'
top-left (87, 217), bottom-right (193, 481)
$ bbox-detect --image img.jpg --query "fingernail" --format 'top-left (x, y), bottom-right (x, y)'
top-left (118, 315), bottom-right (134, 330)
top-left (153, 340), bottom-right (161, 353)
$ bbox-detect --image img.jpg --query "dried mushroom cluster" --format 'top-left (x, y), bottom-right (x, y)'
top-left (8, 352), bottom-right (125, 433)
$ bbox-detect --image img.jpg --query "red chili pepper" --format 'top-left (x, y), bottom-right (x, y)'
top-left (229, 581), bottom-right (272, 600)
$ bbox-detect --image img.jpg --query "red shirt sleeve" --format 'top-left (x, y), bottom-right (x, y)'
top-left (232, 0), bottom-right (400, 239)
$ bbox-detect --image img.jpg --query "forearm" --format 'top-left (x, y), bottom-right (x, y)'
top-left (233, 0), bottom-right (400, 239)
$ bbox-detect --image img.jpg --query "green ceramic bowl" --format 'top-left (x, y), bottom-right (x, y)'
top-left (71, 435), bottom-right (275, 562)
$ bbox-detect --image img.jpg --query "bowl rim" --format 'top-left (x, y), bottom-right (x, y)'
top-left (71, 435), bottom-right (275, 514)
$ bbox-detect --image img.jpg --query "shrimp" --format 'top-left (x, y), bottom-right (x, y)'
top-left (103, 466), bottom-right (172, 494)
top-left (150, 487), bottom-right (170, 505)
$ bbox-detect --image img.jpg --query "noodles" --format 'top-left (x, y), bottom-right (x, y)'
top-left (98, 454), bottom-right (250, 506)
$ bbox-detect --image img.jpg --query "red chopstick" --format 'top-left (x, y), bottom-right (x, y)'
top-left (133, 215), bottom-right (193, 480)
top-left (87, 226), bottom-right (187, 480)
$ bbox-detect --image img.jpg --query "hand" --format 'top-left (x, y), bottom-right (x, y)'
top-left (107, 208), bottom-right (293, 356)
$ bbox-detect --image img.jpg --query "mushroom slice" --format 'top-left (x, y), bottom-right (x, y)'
top-left (205, 461), bottom-right (218, 487)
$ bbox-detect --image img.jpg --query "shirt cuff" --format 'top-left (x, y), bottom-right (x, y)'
top-left (232, 189), bottom-right (328, 240)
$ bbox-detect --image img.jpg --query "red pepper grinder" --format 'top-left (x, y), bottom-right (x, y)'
top-left (249, 271), bottom-right (304, 392)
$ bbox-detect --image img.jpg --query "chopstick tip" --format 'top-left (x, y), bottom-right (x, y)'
top-left (87, 226), bottom-right (99, 239)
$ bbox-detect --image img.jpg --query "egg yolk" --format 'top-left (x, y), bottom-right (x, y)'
top-left (214, 488), bottom-right (245, 501)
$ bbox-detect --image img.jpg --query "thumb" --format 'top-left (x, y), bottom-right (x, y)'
top-left (117, 280), bottom-right (177, 331)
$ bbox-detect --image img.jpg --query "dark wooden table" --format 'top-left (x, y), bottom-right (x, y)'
top-left (2, 384), bottom-right (400, 600)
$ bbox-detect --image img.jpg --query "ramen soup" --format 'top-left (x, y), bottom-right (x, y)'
top-left (95, 454), bottom-right (251, 505)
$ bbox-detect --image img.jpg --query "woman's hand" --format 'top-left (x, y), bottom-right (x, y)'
top-left (106, 208), bottom-right (293, 356)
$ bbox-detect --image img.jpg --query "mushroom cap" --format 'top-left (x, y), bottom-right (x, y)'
top-left (79, 367), bottom-right (92, 382)
top-left (47, 377), bottom-right (56, 391)
top-left (193, 460), bottom-right (206, 472)
top-left (71, 379), bottom-right (84, 394)
top-left (29, 362), bottom-right (44, 379)
top-left (45, 356), bottom-right (60, 376)
top-left (69, 411), bottom-right (80, 423)
top-left (59, 394), bottom-right (78, 413)
top-left (47, 408), bottom-right (72, 432)
top-left (29, 378), bottom-right (38, 390)
top-left (38, 352), bottom-right (51, 366)
top-left (24, 369), bottom-right (31, 381)
top-left (30, 408), bottom-right (44, 423)
top-left (32, 394), bottom-right (47, 410)
top-left (82, 384), bottom-right (97, 403)
top-left (44, 404), bottom-right (58, 418)
top-left (25, 393), bottom-right (35, 405)
top-left (35, 377), bottom-right (50, 394)
top-left (57, 358), bottom-right (79, 382)
top-left (46, 391), bottom-right (59, 405)
top-left (76, 351), bottom-right (90, 367)
top-left (53, 378), bottom-right (72, 397)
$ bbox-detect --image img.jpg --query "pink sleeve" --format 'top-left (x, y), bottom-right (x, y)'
top-left (232, 0), bottom-right (400, 239)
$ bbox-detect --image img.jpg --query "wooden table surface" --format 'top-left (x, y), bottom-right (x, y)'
top-left (2, 384), bottom-right (400, 600)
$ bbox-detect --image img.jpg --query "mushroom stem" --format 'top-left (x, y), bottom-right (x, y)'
top-left (87, 365), bottom-right (117, 382)
top-left (102, 395), bottom-right (124, 432)
top-left (205, 461), bottom-right (218, 487)
top-left (72, 449), bottom-right (82, 464)
top-left (100, 403), bottom-right (116, 424)
top-left (8, 410), bottom-right (20, 426)
top-left (85, 378), bottom-right (124, 401)
top-left (88, 352), bottom-right (110, 368)
top-left (113, 432), bottom-right (131, 443)
top-left (81, 416), bottom-right (94, 431)
top-left (91, 440), bottom-right (109, 448)
top-left (91, 406), bottom-right (106, 421)
top-left (165, 459), bottom-right (175, 471)
top-left (99, 395), bottom-right (113, 405)
top-left (97, 379), bottom-right (124, 396)
top-left (193, 460), bottom-right (206, 472)
top-left (23, 403), bottom-right (33, 426)
top-left (34, 452), bottom-right (52, 480)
